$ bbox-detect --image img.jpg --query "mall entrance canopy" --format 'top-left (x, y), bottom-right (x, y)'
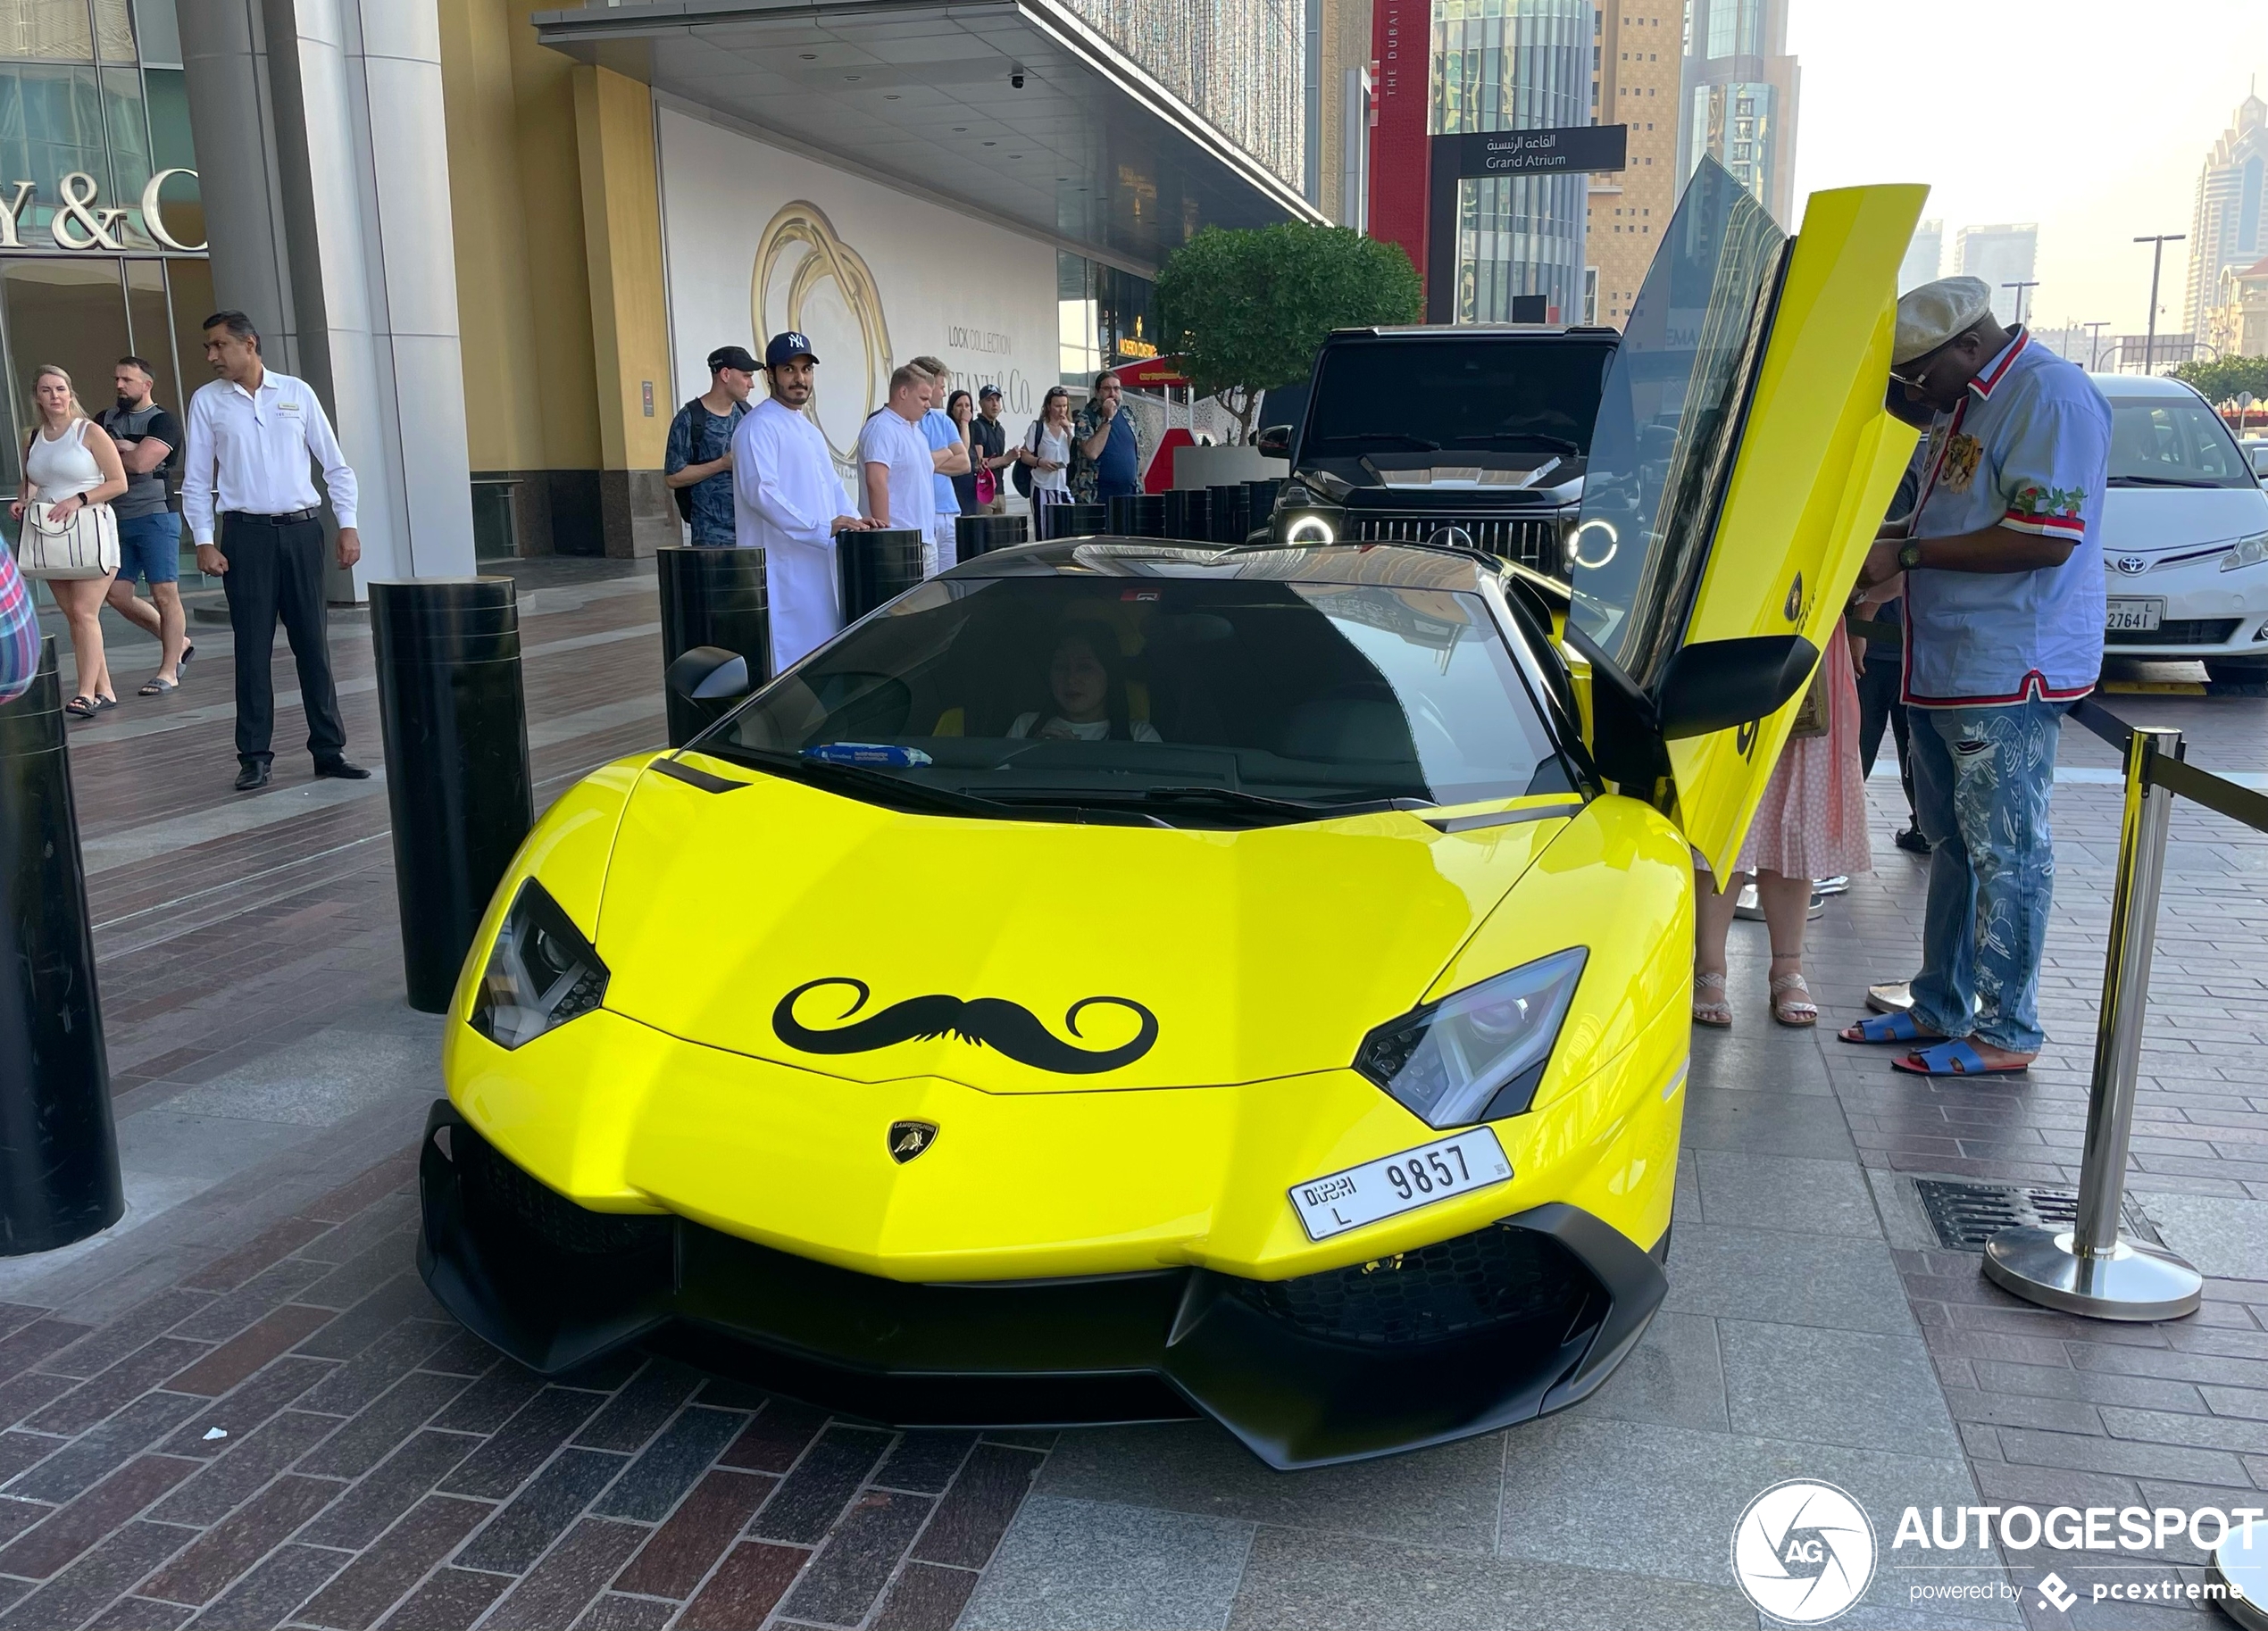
top-left (532, 0), bottom-right (1323, 275)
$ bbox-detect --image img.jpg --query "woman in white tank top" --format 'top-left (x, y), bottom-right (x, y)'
top-left (12, 365), bottom-right (128, 716)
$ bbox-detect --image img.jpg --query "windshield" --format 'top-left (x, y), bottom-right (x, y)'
top-left (1566, 160), bottom-right (1788, 690)
top-left (688, 573), bottom-right (1571, 825)
top-left (1300, 337), bottom-right (1614, 464)
top-left (2103, 395), bottom-right (2258, 489)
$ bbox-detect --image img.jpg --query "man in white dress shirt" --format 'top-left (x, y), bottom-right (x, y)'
top-left (181, 311), bottom-right (365, 792)
top-left (856, 366), bottom-right (938, 571)
top-left (732, 332), bottom-right (875, 672)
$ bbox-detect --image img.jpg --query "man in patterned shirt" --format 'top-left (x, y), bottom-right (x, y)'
top-left (664, 346), bottom-right (756, 546)
top-left (1841, 276), bottom-right (2112, 1078)
top-left (0, 541), bottom-right (38, 706)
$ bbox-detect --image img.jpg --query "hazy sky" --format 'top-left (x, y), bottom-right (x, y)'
top-left (1786, 0), bottom-right (2268, 337)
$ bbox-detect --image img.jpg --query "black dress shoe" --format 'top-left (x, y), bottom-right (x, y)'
top-left (234, 761), bottom-right (271, 792)
top-left (313, 759), bottom-right (371, 780)
top-left (1894, 825), bottom-right (1931, 855)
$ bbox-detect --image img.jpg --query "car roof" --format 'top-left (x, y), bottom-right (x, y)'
top-left (945, 537), bottom-right (1503, 593)
top-left (2088, 373), bottom-right (2206, 399)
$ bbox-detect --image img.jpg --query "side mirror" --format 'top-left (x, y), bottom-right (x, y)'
top-left (1255, 424), bottom-right (1293, 460)
top-left (1654, 635), bottom-right (1818, 739)
top-left (665, 645), bottom-right (750, 703)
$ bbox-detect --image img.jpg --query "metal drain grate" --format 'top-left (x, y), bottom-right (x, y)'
top-left (1914, 1179), bottom-right (2157, 1252)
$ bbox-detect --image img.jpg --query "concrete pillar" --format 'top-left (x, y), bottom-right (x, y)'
top-left (177, 0), bottom-right (476, 588)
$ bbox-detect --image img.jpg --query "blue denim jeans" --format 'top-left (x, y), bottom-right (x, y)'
top-left (1908, 698), bottom-right (2065, 1053)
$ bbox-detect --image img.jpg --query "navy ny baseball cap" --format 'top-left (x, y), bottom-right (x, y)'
top-left (765, 331), bottom-right (819, 368)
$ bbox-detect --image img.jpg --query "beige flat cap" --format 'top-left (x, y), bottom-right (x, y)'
top-left (1893, 276), bottom-right (1993, 365)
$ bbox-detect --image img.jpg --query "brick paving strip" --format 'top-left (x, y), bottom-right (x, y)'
top-left (11, 559), bottom-right (2266, 1628)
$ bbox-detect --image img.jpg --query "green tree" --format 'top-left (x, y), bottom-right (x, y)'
top-left (2168, 354), bottom-right (2268, 406)
top-left (1153, 223), bottom-right (1422, 443)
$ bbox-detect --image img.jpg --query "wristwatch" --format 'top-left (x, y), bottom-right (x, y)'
top-left (1897, 540), bottom-right (1924, 571)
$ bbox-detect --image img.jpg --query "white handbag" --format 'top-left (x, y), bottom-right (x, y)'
top-left (18, 498), bottom-right (119, 580)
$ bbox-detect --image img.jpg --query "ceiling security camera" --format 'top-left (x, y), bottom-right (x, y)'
top-left (1012, 71), bottom-right (1026, 88)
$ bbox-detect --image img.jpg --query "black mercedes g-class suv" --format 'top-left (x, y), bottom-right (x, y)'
top-left (1255, 325), bottom-right (1620, 578)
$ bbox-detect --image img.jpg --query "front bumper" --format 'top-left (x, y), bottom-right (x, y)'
top-left (417, 1100), bottom-right (1667, 1469)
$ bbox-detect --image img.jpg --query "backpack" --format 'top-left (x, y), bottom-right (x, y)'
top-left (671, 399), bottom-right (709, 522)
top-left (1012, 420), bottom-right (1041, 499)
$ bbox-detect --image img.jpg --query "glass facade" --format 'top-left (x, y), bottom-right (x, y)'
top-left (1058, 250), bottom-right (1159, 387)
top-left (1429, 0), bottom-right (1591, 324)
top-left (0, 0), bottom-right (204, 529)
top-left (1060, 0), bottom-right (1306, 187)
top-left (1686, 79), bottom-right (1774, 211)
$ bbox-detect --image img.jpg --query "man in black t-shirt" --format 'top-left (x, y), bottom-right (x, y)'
top-left (969, 384), bottom-right (1013, 514)
top-left (100, 357), bottom-right (190, 694)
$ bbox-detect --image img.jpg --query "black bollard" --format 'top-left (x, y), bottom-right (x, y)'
top-left (956, 513), bottom-right (1030, 560)
top-left (1208, 485), bottom-right (1250, 544)
top-left (657, 547), bottom-right (769, 747)
top-left (1163, 489), bottom-right (1212, 542)
top-left (1108, 494), bottom-right (1166, 537)
top-left (838, 528), bottom-right (926, 623)
top-left (371, 579), bottom-right (535, 1015)
top-left (1245, 479), bottom-right (1283, 537)
top-left (1044, 503), bottom-right (1107, 542)
top-left (0, 639), bottom-right (121, 1255)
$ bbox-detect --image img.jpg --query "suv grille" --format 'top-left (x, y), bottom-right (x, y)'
top-left (1232, 1221), bottom-right (1598, 1348)
top-left (2104, 618), bottom-right (2239, 646)
top-left (1350, 514), bottom-right (1565, 574)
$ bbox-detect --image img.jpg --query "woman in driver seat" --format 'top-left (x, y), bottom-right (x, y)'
top-left (1007, 624), bottom-right (1162, 743)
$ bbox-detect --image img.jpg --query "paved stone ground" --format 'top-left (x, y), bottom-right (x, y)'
top-left (2, 561), bottom-right (2263, 1630)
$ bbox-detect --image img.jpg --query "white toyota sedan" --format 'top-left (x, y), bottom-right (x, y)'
top-left (2091, 374), bottom-right (2268, 686)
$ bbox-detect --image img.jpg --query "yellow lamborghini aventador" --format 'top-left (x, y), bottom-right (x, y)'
top-left (417, 166), bottom-right (1926, 1468)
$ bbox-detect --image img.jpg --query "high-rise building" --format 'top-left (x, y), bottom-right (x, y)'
top-left (1428, 0), bottom-right (1593, 324)
top-left (1316, 0), bottom-right (1376, 227)
top-left (2182, 90), bottom-right (2268, 342)
top-left (1899, 220), bottom-right (1942, 293)
top-left (1955, 224), bottom-right (2039, 325)
top-left (1587, 4), bottom-right (1680, 327)
top-left (1678, 0), bottom-right (1797, 227)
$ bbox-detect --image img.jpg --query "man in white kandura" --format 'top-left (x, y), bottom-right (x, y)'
top-left (732, 331), bottom-right (876, 672)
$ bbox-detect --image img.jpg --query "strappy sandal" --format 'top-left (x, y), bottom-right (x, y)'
top-left (139, 676), bottom-right (178, 695)
top-left (1693, 971), bottom-right (1732, 1029)
top-left (1769, 971), bottom-right (1818, 1028)
top-left (93, 695), bottom-right (119, 712)
top-left (63, 695), bottom-right (96, 720)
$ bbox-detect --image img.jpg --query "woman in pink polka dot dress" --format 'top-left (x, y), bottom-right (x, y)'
top-left (1692, 625), bottom-right (1873, 1028)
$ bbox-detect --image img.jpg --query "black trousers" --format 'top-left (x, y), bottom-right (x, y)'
top-left (219, 515), bottom-right (346, 765)
top-left (1855, 656), bottom-right (1915, 823)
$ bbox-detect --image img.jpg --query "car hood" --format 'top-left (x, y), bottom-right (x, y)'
top-left (2101, 487), bottom-right (2268, 555)
top-left (593, 758), bottom-right (1578, 1094)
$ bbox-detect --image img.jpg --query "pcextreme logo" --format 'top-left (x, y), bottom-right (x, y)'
top-left (1731, 1481), bottom-right (1876, 1623)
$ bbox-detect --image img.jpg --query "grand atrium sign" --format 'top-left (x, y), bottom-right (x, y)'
top-left (0, 170), bottom-right (205, 254)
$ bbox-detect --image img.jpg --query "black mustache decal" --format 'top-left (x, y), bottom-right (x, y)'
top-left (773, 978), bottom-right (1158, 1074)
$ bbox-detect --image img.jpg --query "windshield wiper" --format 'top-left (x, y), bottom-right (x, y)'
top-left (1448, 432), bottom-right (1581, 454)
top-left (1003, 786), bottom-right (1434, 822)
top-left (711, 745), bottom-right (1014, 819)
top-left (1315, 432), bottom-right (1442, 451)
top-left (2107, 474), bottom-right (2226, 488)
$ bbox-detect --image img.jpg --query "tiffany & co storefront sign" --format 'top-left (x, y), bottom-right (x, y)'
top-left (0, 169), bottom-right (205, 254)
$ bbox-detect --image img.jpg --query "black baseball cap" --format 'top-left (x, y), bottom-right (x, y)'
top-left (764, 331), bottom-right (819, 368)
top-left (707, 345), bottom-right (760, 373)
top-left (979, 383), bottom-right (1003, 399)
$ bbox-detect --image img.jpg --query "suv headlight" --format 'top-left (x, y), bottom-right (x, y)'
top-left (2221, 531), bottom-right (2268, 572)
top-left (468, 879), bottom-right (609, 1049)
top-left (1354, 948), bottom-right (1588, 1128)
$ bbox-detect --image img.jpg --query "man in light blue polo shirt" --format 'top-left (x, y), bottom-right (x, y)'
top-left (910, 355), bottom-right (969, 574)
top-left (1841, 276), bottom-right (2111, 1077)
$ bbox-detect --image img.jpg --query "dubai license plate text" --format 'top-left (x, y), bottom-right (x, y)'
top-left (1288, 1128), bottom-right (1513, 1242)
top-left (2105, 598), bottom-right (2163, 632)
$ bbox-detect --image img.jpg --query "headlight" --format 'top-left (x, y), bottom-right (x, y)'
top-left (468, 879), bottom-right (609, 1049)
top-left (2220, 531), bottom-right (2268, 572)
top-left (1284, 513), bottom-right (1336, 545)
top-left (1353, 948), bottom-right (1588, 1128)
